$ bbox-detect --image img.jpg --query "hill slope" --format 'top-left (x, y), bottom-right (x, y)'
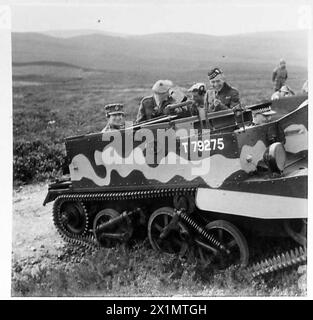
top-left (12, 30), bottom-right (308, 73)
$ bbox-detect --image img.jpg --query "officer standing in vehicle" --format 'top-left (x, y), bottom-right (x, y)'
top-left (135, 80), bottom-right (175, 123)
top-left (102, 103), bottom-right (125, 132)
top-left (204, 67), bottom-right (240, 113)
top-left (272, 59), bottom-right (288, 92)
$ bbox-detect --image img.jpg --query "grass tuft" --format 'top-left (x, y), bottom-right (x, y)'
top-left (12, 243), bottom-right (306, 297)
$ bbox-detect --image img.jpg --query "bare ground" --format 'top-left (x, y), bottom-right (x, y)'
top-left (12, 183), bottom-right (64, 261)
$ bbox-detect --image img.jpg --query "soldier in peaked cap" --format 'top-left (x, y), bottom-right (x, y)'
top-left (204, 67), bottom-right (240, 113)
top-left (252, 107), bottom-right (276, 125)
top-left (135, 79), bottom-right (175, 123)
top-left (102, 103), bottom-right (125, 132)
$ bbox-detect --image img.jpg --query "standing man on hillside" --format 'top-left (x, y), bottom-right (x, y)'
top-left (272, 59), bottom-right (288, 92)
top-left (135, 80), bottom-right (175, 123)
top-left (204, 67), bottom-right (240, 113)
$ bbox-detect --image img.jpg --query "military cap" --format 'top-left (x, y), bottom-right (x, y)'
top-left (188, 82), bottom-right (206, 94)
top-left (262, 109), bottom-right (276, 116)
top-left (152, 80), bottom-right (173, 94)
top-left (104, 103), bottom-right (125, 117)
top-left (208, 67), bottom-right (223, 80)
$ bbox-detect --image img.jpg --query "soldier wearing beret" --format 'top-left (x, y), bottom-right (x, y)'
top-left (204, 67), bottom-right (240, 113)
top-left (135, 80), bottom-right (175, 123)
top-left (102, 103), bottom-right (125, 132)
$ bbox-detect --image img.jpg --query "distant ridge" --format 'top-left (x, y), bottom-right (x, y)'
top-left (12, 30), bottom-right (308, 73)
top-left (42, 29), bottom-right (128, 39)
top-left (13, 60), bottom-right (84, 69)
top-left (20, 28), bottom-right (308, 39)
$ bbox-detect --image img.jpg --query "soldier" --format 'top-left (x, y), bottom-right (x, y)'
top-left (135, 80), bottom-right (175, 123)
top-left (163, 87), bottom-right (196, 117)
top-left (101, 103), bottom-right (125, 132)
top-left (187, 82), bottom-right (207, 118)
top-left (272, 59), bottom-right (288, 92)
top-left (252, 108), bottom-right (276, 125)
top-left (271, 85), bottom-right (295, 100)
top-left (204, 67), bottom-right (240, 113)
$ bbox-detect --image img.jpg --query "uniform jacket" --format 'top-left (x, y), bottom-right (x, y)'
top-left (204, 82), bottom-right (240, 113)
top-left (189, 100), bottom-right (205, 118)
top-left (136, 95), bottom-right (175, 123)
top-left (272, 67), bottom-right (288, 91)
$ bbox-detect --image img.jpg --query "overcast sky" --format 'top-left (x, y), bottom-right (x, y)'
top-left (10, 0), bottom-right (312, 35)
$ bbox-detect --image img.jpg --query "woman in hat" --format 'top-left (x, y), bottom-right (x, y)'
top-left (135, 80), bottom-right (174, 123)
top-left (187, 82), bottom-right (207, 118)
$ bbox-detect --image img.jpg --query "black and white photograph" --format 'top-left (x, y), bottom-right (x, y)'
top-left (1, 0), bottom-right (311, 300)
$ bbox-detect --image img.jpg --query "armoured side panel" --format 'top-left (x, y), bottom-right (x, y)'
top-left (66, 125), bottom-right (246, 191)
top-left (271, 94), bottom-right (308, 113)
top-left (196, 101), bottom-right (308, 218)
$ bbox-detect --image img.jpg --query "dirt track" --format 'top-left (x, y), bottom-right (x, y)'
top-left (12, 183), bottom-right (64, 262)
top-left (12, 183), bottom-right (95, 296)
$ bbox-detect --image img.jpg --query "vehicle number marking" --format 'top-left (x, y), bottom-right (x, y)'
top-left (182, 138), bottom-right (224, 153)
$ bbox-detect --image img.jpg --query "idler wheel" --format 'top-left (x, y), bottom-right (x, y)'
top-left (59, 201), bottom-right (88, 235)
top-left (195, 220), bottom-right (249, 269)
top-left (148, 207), bottom-right (189, 256)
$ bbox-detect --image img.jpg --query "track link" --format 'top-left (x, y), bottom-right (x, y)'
top-left (53, 198), bottom-right (100, 250)
top-left (247, 246), bottom-right (307, 278)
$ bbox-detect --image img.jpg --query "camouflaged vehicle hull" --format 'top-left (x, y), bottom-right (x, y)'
top-left (45, 95), bottom-right (307, 220)
top-left (44, 95), bottom-right (308, 274)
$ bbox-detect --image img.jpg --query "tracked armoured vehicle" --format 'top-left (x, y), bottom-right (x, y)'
top-left (44, 94), bottom-right (308, 276)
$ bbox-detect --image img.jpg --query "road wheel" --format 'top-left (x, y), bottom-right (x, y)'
top-left (148, 207), bottom-right (189, 256)
top-left (195, 219), bottom-right (249, 269)
top-left (93, 208), bottom-right (132, 247)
